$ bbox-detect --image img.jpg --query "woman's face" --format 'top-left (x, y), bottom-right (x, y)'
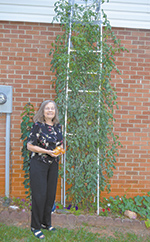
top-left (44, 102), bottom-right (55, 121)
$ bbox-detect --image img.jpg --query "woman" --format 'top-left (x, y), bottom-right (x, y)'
top-left (27, 100), bottom-right (63, 239)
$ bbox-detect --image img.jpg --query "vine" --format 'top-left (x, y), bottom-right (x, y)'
top-left (20, 103), bottom-right (35, 199)
top-left (49, 0), bottom-right (126, 208)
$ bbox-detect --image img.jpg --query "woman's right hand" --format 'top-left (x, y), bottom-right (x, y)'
top-left (47, 150), bottom-right (59, 157)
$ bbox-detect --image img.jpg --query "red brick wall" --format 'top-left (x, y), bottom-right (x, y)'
top-left (102, 28), bottom-right (150, 198)
top-left (0, 21), bottom-right (150, 200)
top-left (0, 21), bottom-right (62, 199)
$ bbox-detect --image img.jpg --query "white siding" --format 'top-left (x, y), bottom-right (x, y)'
top-left (0, 0), bottom-right (150, 29)
top-left (0, 0), bottom-right (55, 23)
top-left (102, 0), bottom-right (150, 29)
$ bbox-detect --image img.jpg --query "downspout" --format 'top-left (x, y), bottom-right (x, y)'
top-left (5, 113), bottom-right (11, 198)
top-left (0, 85), bottom-right (13, 200)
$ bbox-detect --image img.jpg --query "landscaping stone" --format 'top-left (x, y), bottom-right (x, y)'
top-left (95, 216), bottom-right (105, 226)
top-left (77, 214), bottom-right (87, 225)
top-left (0, 208), bottom-right (148, 231)
top-left (0, 202), bottom-right (149, 236)
top-left (67, 214), bottom-right (77, 228)
top-left (122, 218), bottom-right (132, 228)
top-left (114, 217), bottom-right (122, 226)
top-left (3, 198), bottom-right (11, 207)
top-left (132, 220), bottom-right (145, 229)
top-left (56, 209), bottom-right (70, 214)
top-left (9, 211), bottom-right (20, 221)
top-left (104, 217), bottom-right (114, 226)
top-left (52, 213), bottom-right (67, 227)
top-left (0, 210), bottom-right (10, 223)
top-left (124, 210), bottom-right (137, 219)
top-left (87, 215), bottom-right (97, 226)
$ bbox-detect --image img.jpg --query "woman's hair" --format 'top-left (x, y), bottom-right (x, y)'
top-left (33, 100), bottom-right (59, 124)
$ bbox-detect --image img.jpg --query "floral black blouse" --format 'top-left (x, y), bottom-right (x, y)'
top-left (28, 122), bottom-right (63, 164)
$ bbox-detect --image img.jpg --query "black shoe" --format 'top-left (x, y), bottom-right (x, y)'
top-left (31, 228), bottom-right (45, 239)
top-left (41, 224), bottom-right (56, 231)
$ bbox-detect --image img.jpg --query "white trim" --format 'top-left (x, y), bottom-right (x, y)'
top-left (0, 0), bottom-right (150, 29)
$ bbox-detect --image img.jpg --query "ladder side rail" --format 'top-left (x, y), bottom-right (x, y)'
top-left (97, 0), bottom-right (103, 215)
top-left (63, 0), bottom-right (73, 207)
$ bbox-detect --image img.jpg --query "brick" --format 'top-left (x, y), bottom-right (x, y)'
top-left (0, 23), bottom-right (150, 200)
top-left (25, 48), bottom-right (38, 52)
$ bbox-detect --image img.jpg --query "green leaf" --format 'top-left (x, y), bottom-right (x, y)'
top-left (20, 103), bottom-right (35, 199)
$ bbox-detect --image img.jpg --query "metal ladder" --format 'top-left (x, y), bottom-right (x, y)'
top-left (62, 0), bottom-right (103, 215)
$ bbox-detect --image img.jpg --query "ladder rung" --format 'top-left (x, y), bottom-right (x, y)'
top-left (71, 20), bottom-right (102, 25)
top-left (69, 71), bottom-right (99, 75)
top-left (68, 89), bottom-right (99, 93)
top-left (70, 49), bottom-right (101, 53)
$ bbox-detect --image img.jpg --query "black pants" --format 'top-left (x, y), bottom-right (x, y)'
top-left (30, 157), bottom-right (58, 230)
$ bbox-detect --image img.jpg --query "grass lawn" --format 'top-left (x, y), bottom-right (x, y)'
top-left (0, 223), bottom-right (149, 242)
